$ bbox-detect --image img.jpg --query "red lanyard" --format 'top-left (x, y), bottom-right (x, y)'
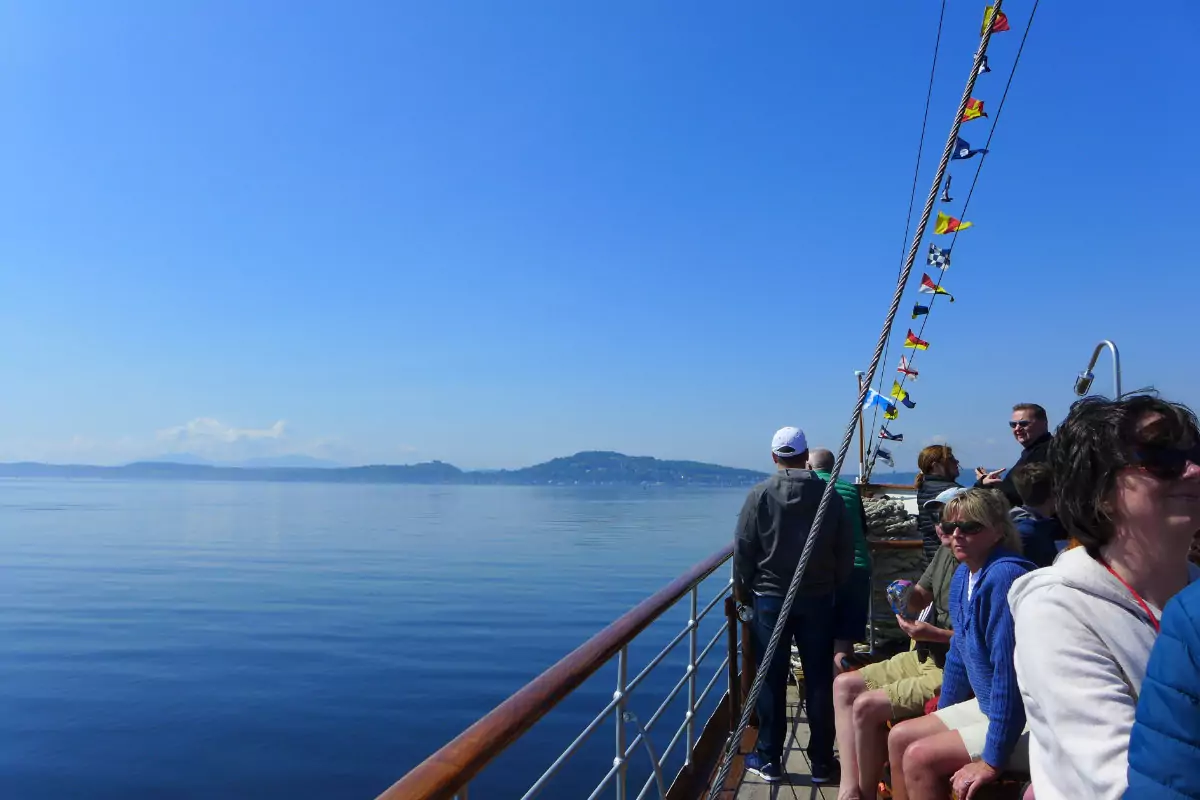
top-left (1098, 557), bottom-right (1161, 633)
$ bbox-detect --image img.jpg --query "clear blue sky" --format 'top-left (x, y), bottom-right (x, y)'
top-left (1, 1), bottom-right (1197, 471)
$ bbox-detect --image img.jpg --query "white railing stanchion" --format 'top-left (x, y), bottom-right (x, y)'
top-left (615, 646), bottom-right (629, 800)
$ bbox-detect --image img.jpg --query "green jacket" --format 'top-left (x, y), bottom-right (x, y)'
top-left (814, 470), bottom-right (871, 572)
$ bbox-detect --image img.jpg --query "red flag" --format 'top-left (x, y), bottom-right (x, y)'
top-left (905, 330), bottom-right (929, 350)
top-left (962, 98), bottom-right (987, 122)
top-left (983, 6), bottom-right (1010, 35)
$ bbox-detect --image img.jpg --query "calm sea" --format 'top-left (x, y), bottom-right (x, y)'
top-left (0, 480), bottom-right (744, 799)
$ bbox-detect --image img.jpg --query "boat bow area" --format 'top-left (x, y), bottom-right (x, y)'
top-left (377, 484), bottom-right (921, 800)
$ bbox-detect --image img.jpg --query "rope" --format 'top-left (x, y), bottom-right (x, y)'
top-left (703, 6), bottom-right (1007, 796)
top-left (866, 0), bottom-right (948, 463)
top-left (864, 0), bottom-right (1039, 480)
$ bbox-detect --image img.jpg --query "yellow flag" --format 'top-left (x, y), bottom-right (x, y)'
top-left (935, 211), bottom-right (973, 235)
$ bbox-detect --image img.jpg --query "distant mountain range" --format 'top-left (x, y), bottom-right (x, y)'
top-left (0, 451), bottom-right (771, 487)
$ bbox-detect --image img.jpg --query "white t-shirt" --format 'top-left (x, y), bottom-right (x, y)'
top-left (967, 569), bottom-right (981, 602)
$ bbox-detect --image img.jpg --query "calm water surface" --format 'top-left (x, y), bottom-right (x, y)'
top-left (0, 480), bottom-right (743, 798)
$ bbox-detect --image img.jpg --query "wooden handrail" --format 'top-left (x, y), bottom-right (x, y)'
top-left (376, 544), bottom-right (735, 800)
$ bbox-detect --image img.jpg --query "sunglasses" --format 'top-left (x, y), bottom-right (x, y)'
top-left (1131, 443), bottom-right (1200, 481)
top-left (938, 520), bottom-right (987, 536)
top-left (1009, 420), bottom-right (1032, 429)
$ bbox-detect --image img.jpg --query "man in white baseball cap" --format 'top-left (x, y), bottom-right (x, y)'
top-left (734, 425), bottom-right (854, 784)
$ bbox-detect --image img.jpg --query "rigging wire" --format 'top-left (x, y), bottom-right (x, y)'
top-left (703, 6), bottom-right (1007, 796)
top-left (865, 0), bottom-right (1040, 480)
top-left (865, 0), bottom-right (948, 462)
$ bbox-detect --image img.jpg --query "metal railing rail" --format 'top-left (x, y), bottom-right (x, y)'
top-left (377, 545), bottom-right (737, 800)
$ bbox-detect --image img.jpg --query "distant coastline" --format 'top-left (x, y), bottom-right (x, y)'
top-left (0, 452), bottom-right (920, 489)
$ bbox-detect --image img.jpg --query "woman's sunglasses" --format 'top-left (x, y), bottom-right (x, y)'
top-left (937, 520), bottom-right (986, 536)
top-left (1131, 443), bottom-right (1200, 481)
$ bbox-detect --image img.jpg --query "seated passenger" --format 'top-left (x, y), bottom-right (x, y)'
top-left (1125, 579), bottom-right (1200, 798)
top-left (886, 488), bottom-right (1035, 800)
top-left (1008, 394), bottom-right (1200, 800)
top-left (832, 486), bottom-right (964, 800)
top-left (1008, 462), bottom-right (1064, 568)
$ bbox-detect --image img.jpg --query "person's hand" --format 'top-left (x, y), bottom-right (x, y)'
top-left (981, 469), bottom-right (1005, 486)
top-left (974, 466), bottom-right (988, 481)
top-left (951, 760), bottom-right (1000, 799)
top-left (895, 614), bottom-right (937, 642)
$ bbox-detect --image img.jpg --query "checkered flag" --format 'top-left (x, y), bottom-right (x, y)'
top-left (927, 244), bottom-right (951, 269)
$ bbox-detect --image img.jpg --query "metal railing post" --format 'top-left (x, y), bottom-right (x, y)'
top-left (685, 586), bottom-right (699, 765)
top-left (724, 597), bottom-right (740, 729)
top-left (615, 646), bottom-right (629, 800)
top-left (454, 787), bottom-right (468, 800)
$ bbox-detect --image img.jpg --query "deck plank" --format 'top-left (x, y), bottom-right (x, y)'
top-left (734, 680), bottom-right (839, 800)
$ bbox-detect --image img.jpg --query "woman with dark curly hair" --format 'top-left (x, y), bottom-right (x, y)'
top-left (1008, 393), bottom-right (1200, 800)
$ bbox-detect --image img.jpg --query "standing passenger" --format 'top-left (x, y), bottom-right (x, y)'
top-left (809, 447), bottom-right (872, 674)
top-left (1008, 395), bottom-right (1200, 800)
top-left (916, 445), bottom-right (963, 564)
top-left (734, 427), bottom-right (854, 784)
top-left (976, 403), bottom-right (1053, 508)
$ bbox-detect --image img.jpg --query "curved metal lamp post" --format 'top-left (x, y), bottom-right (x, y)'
top-left (1075, 340), bottom-right (1122, 399)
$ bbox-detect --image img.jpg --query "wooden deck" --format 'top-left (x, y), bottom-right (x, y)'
top-left (733, 677), bottom-right (838, 800)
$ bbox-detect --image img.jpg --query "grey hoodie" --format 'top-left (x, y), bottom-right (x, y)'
top-left (1007, 547), bottom-right (1200, 800)
top-left (733, 469), bottom-right (853, 599)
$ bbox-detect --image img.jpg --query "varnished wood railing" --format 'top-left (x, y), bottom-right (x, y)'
top-left (376, 544), bottom-right (736, 800)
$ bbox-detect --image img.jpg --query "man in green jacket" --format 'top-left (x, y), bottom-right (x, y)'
top-left (809, 448), bottom-right (872, 673)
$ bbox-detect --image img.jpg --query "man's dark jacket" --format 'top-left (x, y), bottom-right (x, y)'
top-left (977, 433), bottom-right (1053, 507)
top-left (733, 468), bottom-right (854, 600)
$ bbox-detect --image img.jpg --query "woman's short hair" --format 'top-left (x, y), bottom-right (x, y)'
top-left (915, 444), bottom-right (955, 490)
top-left (1052, 392), bottom-right (1200, 552)
top-left (942, 487), bottom-right (1022, 553)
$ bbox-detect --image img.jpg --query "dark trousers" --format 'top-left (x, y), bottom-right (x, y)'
top-left (751, 592), bottom-right (836, 765)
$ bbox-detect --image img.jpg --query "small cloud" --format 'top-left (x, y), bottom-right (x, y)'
top-left (984, 438), bottom-right (998, 446)
top-left (929, 433), bottom-right (948, 444)
top-left (155, 417), bottom-right (290, 460)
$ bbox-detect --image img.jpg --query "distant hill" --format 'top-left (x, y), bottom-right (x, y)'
top-left (0, 451), bottom-right (768, 487)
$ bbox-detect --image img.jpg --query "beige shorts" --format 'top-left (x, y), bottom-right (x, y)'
top-left (859, 649), bottom-right (943, 721)
top-left (934, 697), bottom-right (1030, 770)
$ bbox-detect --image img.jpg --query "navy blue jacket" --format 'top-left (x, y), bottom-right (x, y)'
top-left (1010, 508), bottom-right (1064, 569)
top-left (939, 548), bottom-right (1036, 767)
top-left (1126, 580), bottom-right (1200, 799)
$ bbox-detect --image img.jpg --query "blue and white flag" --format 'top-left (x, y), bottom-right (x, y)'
top-left (951, 136), bottom-right (988, 160)
top-left (863, 388), bottom-right (899, 420)
top-left (977, 55), bottom-right (992, 77)
top-left (880, 427), bottom-right (903, 442)
top-left (927, 244), bottom-right (951, 269)
top-left (875, 446), bottom-right (895, 468)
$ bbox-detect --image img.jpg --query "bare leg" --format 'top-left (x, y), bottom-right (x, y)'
top-left (887, 715), bottom-right (949, 800)
top-left (833, 671), bottom-right (868, 800)
top-left (902, 730), bottom-right (971, 800)
top-left (851, 690), bottom-right (894, 798)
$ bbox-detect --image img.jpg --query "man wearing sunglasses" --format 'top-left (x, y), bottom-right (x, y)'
top-left (975, 403), bottom-right (1053, 507)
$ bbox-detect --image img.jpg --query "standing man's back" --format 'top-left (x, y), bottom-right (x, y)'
top-left (734, 426), bottom-right (854, 785)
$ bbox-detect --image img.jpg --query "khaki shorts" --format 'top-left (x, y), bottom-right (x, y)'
top-left (934, 697), bottom-right (1030, 770)
top-left (858, 649), bottom-right (943, 721)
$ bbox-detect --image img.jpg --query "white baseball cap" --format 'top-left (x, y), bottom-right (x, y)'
top-left (923, 486), bottom-right (968, 509)
top-left (771, 426), bottom-right (808, 458)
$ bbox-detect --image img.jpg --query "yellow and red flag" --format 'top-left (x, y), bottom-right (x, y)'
top-left (935, 211), bottom-right (973, 234)
top-left (962, 98), bottom-right (987, 122)
top-left (905, 330), bottom-right (929, 350)
top-left (983, 5), bottom-right (1010, 35)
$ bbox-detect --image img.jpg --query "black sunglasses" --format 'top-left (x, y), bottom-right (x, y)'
top-left (1009, 420), bottom-right (1032, 429)
top-left (938, 520), bottom-right (986, 536)
top-left (1131, 443), bottom-right (1200, 481)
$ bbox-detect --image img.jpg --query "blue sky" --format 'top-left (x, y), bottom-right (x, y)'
top-left (1, 1), bottom-right (1197, 471)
